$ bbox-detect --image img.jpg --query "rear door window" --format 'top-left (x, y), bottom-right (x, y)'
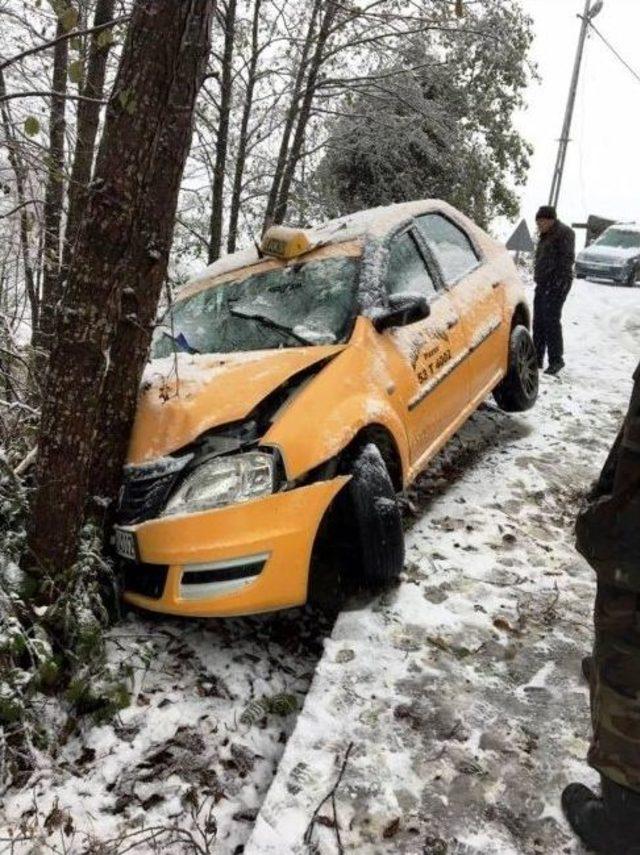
top-left (385, 231), bottom-right (438, 301)
top-left (415, 214), bottom-right (480, 285)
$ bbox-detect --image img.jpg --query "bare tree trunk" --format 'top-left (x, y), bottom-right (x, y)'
top-left (28, 0), bottom-right (214, 579)
top-left (60, 0), bottom-right (117, 280)
top-left (35, 20), bottom-right (68, 356)
top-left (207, 0), bottom-right (237, 263)
top-left (261, 0), bottom-right (321, 234)
top-left (226, 0), bottom-right (261, 254)
top-left (273, 1), bottom-right (337, 225)
top-left (0, 71), bottom-right (38, 335)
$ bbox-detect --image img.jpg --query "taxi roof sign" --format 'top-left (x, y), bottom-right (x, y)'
top-left (261, 226), bottom-right (312, 260)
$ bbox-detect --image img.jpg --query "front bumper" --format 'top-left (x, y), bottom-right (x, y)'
top-left (575, 261), bottom-right (631, 283)
top-left (121, 477), bottom-right (348, 617)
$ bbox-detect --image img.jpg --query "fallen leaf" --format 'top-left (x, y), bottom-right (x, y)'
top-left (383, 817), bottom-right (401, 839)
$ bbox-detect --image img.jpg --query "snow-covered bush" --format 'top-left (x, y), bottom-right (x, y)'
top-left (0, 465), bottom-right (128, 792)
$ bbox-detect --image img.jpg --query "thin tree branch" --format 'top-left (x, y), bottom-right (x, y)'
top-left (0, 199), bottom-right (39, 219)
top-left (0, 90), bottom-right (108, 105)
top-left (0, 15), bottom-right (130, 72)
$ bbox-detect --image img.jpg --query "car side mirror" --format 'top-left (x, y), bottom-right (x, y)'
top-left (372, 293), bottom-right (430, 333)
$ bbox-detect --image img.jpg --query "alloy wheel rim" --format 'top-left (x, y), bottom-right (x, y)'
top-left (517, 337), bottom-right (539, 398)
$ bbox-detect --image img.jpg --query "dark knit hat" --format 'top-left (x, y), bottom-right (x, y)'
top-left (536, 205), bottom-right (557, 221)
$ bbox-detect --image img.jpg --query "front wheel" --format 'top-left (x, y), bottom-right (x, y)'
top-left (493, 324), bottom-right (539, 412)
top-left (343, 443), bottom-right (404, 591)
top-left (308, 443), bottom-right (404, 606)
top-left (625, 266), bottom-right (638, 288)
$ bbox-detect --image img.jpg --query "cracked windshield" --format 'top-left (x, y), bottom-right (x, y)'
top-left (153, 255), bottom-right (359, 356)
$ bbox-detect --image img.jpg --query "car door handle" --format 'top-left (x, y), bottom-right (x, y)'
top-left (447, 317), bottom-right (460, 329)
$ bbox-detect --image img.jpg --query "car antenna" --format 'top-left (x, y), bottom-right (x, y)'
top-left (232, 200), bottom-right (267, 259)
top-left (164, 278), bottom-right (180, 397)
top-left (237, 204), bottom-right (264, 258)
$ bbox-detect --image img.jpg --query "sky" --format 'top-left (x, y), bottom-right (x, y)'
top-left (513, 0), bottom-right (640, 244)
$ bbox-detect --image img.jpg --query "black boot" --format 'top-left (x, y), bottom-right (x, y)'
top-left (545, 359), bottom-right (565, 376)
top-left (562, 777), bottom-right (640, 853)
top-left (562, 783), bottom-right (610, 851)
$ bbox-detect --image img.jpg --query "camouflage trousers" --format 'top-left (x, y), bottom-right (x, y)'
top-left (589, 583), bottom-right (640, 792)
top-left (577, 360), bottom-right (640, 792)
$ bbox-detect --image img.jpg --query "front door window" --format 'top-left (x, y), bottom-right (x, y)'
top-left (385, 231), bottom-right (438, 301)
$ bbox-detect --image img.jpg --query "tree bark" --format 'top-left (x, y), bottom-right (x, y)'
top-left (261, 0), bottom-right (321, 235)
top-left (60, 0), bottom-right (117, 282)
top-left (0, 71), bottom-right (38, 334)
top-left (226, 0), bottom-right (261, 254)
top-left (35, 19), bottom-right (68, 357)
top-left (28, 0), bottom-right (214, 579)
top-left (207, 0), bottom-right (237, 263)
top-left (273, 1), bottom-right (337, 225)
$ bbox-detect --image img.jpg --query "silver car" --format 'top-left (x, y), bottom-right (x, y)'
top-left (576, 224), bottom-right (640, 287)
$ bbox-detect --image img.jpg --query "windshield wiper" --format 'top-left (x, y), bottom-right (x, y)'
top-left (229, 306), bottom-right (314, 346)
top-left (161, 330), bottom-right (200, 354)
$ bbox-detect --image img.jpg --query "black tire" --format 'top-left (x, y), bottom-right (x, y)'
top-left (493, 324), bottom-right (539, 412)
top-left (625, 266), bottom-right (637, 288)
top-left (344, 443), bottom-right (404, 589)
top-left (309, 443), bottom-right (404, 605)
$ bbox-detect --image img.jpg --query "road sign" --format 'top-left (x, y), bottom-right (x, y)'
top-left (506, 219), bottom-right (535, 253)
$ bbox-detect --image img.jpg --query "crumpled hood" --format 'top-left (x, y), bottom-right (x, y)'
top-left (128, 346), bottom-right (344, 464)
top-left (578, 244), bottom-right (640, 265)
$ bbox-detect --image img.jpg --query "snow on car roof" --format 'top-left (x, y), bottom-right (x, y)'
top-left (308, 198), bottom-right (445, 242)
top-left (185, 199), bottom-right (454, 291)
top-left (609, 222), bottom-right (640, 232)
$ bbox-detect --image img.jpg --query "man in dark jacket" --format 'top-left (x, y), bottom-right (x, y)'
top-left (562, 359), bottom-right (640, 853)
top-left (533, 205), bottom-right (576, 375)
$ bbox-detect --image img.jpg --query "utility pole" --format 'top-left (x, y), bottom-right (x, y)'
top-left (549, 0), bottom-right (603, 209)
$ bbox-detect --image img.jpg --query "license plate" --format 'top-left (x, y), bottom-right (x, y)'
top-left (114, 527), bottom-right (138, 561)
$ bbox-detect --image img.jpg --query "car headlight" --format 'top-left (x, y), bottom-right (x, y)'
top-left (161, 451), bottom-right (274, 517)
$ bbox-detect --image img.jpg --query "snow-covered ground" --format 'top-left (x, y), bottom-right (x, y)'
top-left (1, 609), bottom-right (334, 853)
top-left (247, 279), bottom-right (640, 854)
top-left (2, 279), bottom-right (639, 854)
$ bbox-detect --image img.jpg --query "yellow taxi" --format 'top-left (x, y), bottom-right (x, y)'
top-left (115, 200), bottom-right (538, 617)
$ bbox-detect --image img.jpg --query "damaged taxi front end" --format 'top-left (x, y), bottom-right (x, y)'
top-left (116, 346), bottom-right (352, 617)
top-left (116, 237), bottom-right (372, 617)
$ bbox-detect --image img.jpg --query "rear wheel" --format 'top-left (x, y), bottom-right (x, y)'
top-left (309, 443), bottom-right (404, 606)
top-left (493, 324), bottom-right (539, 412)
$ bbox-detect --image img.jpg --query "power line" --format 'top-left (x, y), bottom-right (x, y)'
top-left (588, 21), bottom-right (640, 87)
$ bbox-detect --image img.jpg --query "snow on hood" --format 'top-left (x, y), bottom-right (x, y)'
top-left (128, 347), bottom-right (344, 464)
top-left (579, 244), bottom-right (640, 263)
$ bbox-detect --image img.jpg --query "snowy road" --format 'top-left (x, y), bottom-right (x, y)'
top-left (247, 279), bottom-right (640, 855)
top-left (2, 279), bottom-right (639, 854)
